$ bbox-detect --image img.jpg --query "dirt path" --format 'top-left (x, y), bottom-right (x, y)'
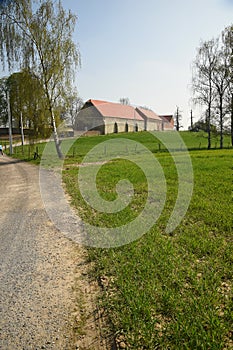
top-left (0, 156), bottom-right (110, 350)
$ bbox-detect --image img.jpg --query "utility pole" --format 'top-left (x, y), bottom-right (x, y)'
top-left (7, 90), bottom-right (13, 155)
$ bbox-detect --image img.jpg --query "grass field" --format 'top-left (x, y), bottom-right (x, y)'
top-left (8, 131), bottom-right (233, 349)
top-left (62, 132), bottom-right (232, 349)
top-left (3, 130), bottom-right (232, 162)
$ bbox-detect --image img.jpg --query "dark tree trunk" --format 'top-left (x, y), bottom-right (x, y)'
top-left (219, 95), bottom-right (223, 149)
top-left (207, 104), bottom-right (211, 149)
top-left (176, 107), bottom-right (180, 131)
top-left (231, 93), bottom-right (233, 147)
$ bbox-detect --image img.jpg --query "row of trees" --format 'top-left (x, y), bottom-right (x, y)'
top-left (0, 71), bottom-right (83, 138)
top-left (0, 70), bottom-right (53, 138)
top-left (0, 0), bottom-right (81, 157)
top-left (191, 24), bottom-right (233, 148)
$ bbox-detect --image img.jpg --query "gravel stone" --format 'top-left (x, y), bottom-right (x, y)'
top-left (0, 157), bottom-right (79, 349)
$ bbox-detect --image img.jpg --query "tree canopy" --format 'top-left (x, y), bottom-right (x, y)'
top-left (191, 24), bottom-right (233, 147)
top-left (0, 0), bottom-right (80, 157)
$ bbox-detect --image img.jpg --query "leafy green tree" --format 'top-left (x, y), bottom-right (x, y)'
top-left (189, 118), bottom-right (217, 133)
top-left (6, 70), bottom-right (51, 138)
top-left (0, 0), bottom-right (80, 158)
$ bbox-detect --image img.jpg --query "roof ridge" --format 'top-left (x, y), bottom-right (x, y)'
top-left (91, 99), bottom-right (135, 108)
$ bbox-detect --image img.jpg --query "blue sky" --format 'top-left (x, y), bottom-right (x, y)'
top-left (0, 1), bottom-right (232, 129)
top-left (64, 0), bottom-right (233, 129)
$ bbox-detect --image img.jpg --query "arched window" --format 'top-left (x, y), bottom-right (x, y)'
top-left (125, 122), bottom-right (128, 132)
top-left (114, 122), bottom-right (118, 133)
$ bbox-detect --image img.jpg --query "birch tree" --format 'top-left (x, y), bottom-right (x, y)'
top-left (0, 77), bottom-right (8, 126)
top-left (0, 0), bottom-right (80, 158)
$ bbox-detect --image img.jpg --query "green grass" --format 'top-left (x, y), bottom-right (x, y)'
top-left (62, 134), bottom-right (233, 350)
top-left (7, 130), bottom-right (232, 164)
top-left (179, 131), bottom-right (232, 149)
top-left (3, 141), bottom-right (47, 165)
top-left (9, 131), bottom-right (233, 349)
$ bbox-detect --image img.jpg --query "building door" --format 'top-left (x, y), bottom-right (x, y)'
top-left (114, 122), bottom-right (118, 133)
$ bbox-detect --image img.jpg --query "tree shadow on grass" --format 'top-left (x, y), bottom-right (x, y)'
top-left (0, 158), bottom-right (23, 166)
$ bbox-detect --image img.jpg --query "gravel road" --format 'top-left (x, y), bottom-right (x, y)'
top-left (0, 156), bottom-right (91, 349)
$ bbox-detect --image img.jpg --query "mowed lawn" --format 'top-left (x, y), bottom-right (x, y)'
top-left (62, 132), bottom-right (233, 350)
top-left (10, 131), bottom-right (233, 349)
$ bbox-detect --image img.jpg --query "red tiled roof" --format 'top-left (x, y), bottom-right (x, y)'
top-left (89, 99), bottom-right (108, 106)
top-left (136, 107), bottom-right (162, 121)
top-left (88, 99), bottom-right (144, 121)
top-left (160, 115), bottom-right (174, 123)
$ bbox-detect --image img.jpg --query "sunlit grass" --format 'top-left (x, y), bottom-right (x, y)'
top-left (9, 131), bottom-right (233, 349)
top-left (62, 136), bottom-right (233, 349)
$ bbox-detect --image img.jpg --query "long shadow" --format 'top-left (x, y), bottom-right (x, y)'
top-left (0, 158), bottom-right (23, 166)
